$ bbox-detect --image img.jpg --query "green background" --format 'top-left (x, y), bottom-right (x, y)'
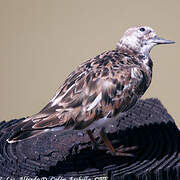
top-left (0, 0), bottom-right (179, 128)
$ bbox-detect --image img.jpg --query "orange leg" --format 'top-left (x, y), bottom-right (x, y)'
top-left (99, 127), bottom-right (137, 156)
top-left (86, 129), bottom-right (105, 150)
top-left (86, 129), bottom-right (96, 144)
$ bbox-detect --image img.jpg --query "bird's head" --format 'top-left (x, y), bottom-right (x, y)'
top-left (117, 26), bottom-right (175, 56)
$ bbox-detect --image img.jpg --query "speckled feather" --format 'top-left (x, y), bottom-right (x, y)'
top-left (37, 49), bottom-right (152, 129)
top-left (8, 26), bottom-right (174, 143)
top-left (9, 49), bottom-right (152, 142)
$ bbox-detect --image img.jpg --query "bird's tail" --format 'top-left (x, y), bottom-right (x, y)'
top-left (7, 129), bottom-right (47, 143)
top-left (6, 116), bottom-right (49, 143)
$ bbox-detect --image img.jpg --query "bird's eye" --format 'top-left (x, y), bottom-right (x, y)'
top-left (139, 27), bottom-right (145, 32)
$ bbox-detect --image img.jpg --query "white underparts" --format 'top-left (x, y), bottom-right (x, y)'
top-left (89, 111), bottom-right (113, 128)
top-left (50, 126), bottom-right (65, 132)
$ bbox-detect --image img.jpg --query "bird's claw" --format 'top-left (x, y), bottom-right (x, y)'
top-left (107, 145), bottom-right (138, 156)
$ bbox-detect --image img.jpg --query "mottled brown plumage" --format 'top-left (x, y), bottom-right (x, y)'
top-left (7, 26), bottom-right (174, 152)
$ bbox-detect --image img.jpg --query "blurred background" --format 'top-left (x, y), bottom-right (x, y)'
top-left (0, 0), bottom-right (179, 127)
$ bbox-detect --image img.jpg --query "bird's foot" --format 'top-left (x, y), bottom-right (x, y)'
top-left (87, 129), bottom-right (107, 150)
top-left (107, 145), bottom-right (138, 156)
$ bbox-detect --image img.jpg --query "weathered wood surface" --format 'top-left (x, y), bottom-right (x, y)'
top-left (0, 98), bottom-right (180, 179)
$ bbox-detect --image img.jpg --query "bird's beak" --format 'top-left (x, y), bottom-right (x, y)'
top-left (152, 36), bottom-right (175, 44)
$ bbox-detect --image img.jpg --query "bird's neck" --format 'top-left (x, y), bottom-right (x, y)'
top-left (116, 39), bottom-right (152, 59)
top-left (116, 41), bottom-right (140, 55)
top-left (116, 47), bottom-right (153, 76)
top-left (140, 54), bottom-right (153, 76)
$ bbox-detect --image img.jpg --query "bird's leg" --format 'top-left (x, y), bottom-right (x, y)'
top-left (99, 127), bottom-right (137, 156)
top-left (86, 129), bottom-right (105, 150)
top-left (86, 129), bottom-right (97, 149)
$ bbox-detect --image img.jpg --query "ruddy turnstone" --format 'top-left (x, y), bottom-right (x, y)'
top-left (7, 26), bottom-right (174, 156)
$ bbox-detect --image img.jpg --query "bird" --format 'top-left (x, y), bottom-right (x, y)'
top-left (7, 26), bottom-right (174, 156)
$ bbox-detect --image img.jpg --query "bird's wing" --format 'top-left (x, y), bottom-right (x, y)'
top-left (22, 61), bottom-right (148, 130)
top-left (8, 51), bottom-right (149, 143)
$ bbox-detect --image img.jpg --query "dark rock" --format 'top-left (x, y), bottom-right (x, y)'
top-left (0, 98), bottom-right (180, 180)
